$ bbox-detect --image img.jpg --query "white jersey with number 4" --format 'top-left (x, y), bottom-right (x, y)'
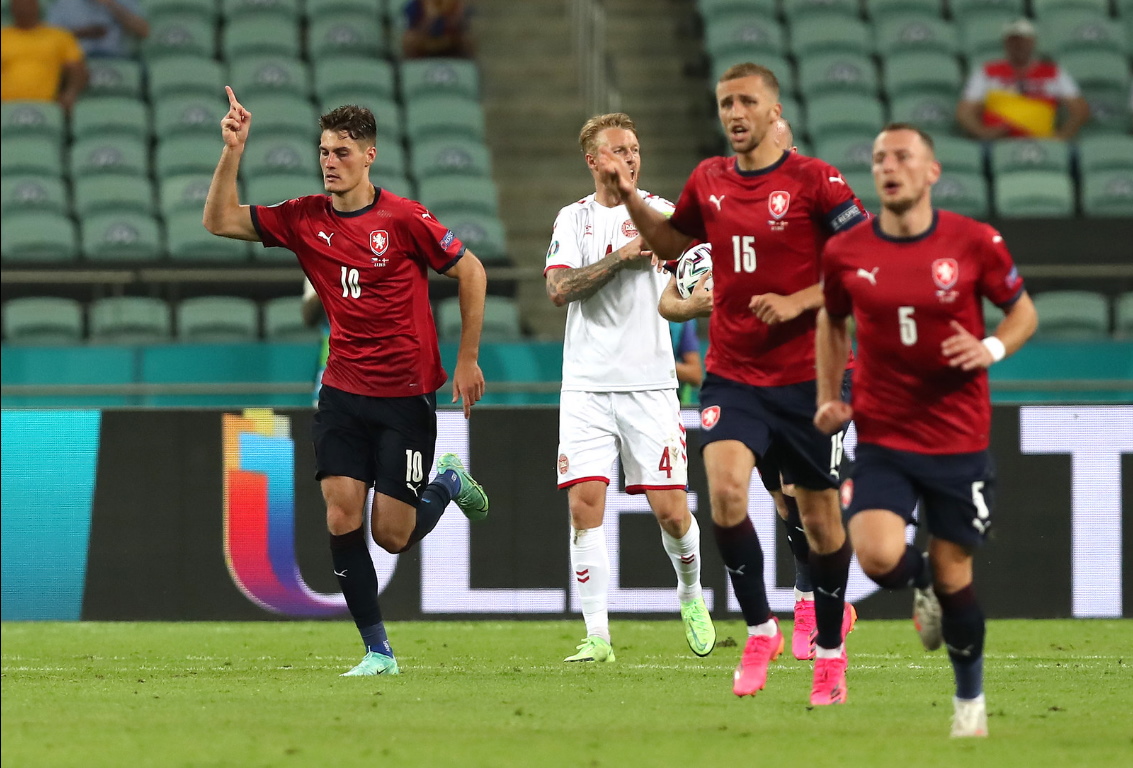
top-left (545, 190), bottom-right (677, 392)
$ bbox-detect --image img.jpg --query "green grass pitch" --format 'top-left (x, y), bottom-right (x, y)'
top-left (3, 619), bottom-right (1130, 768)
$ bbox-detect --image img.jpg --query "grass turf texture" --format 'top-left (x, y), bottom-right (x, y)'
top-left (3, 619), bottom-right (1130, 768)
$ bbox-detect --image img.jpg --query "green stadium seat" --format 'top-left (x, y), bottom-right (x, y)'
top-left (814, 134), bottom-right (877, 172)
top-left (781, 0), bottom-right (860, 22)
top-left (932, 135), bottom-right (983, 174)
top-left (958, 11), bottom-right (1016, 62)
top-left (417, 175), bottom-right (500, 216)
top-left (245, 94), bottom-right (319, 137)
top-left (314, 57), bottom-right (397, 103)
top-left (152, 95), bottom-right (227, 138)
top-left (797, 53), bottom-right (879, 97)
top-left (982, 299), bottom-right (1005, 336)
top-left (86, 58), bottom-right (144, 98)
top-left (318, 93), bottom-right (403, 141)
top-left (1, 176), bottom-right (68, 215)
top-left (882, 51), bottom-right (962, 97)
top-left (80, 212), bottom-right (164, 262)
top-left (177, 296), bottom-right (260, 342)
top-left (864, 0), bottom-right (944, 17)
top-left (70, 137), bottom-right (149, 178)
top-left (789, 16), bottom-right (872, 58)
top-left (71, 97), bottom-right (150, 141)
top-left (142, 15), bottom-right (217, 59)
top-left (245, 174), bottom-right (325, 206)
top-left (842, 171), bottom-right (881, 212)
top-left (888, 93), bottom-right (956, 132)
top-left (304, 0), bottom-right (382, 20)
top-left (993, 170), bottom-right (1075, 217)
top-left (1061, 51), bottom-right (1132, 92)
top-left (307, 16), bottom-right (387, 60)
top-left (698, 0), bottom-right (777, 23)
top-left (263, 295), bottom-right (318, 341)
top-left (373, 138), bottom-right (408, 179)
top-left (1031, 290), bottom-right (1110, 340)
top-left (410, 137), bottom-right (493, 180)
top-left (222, 15), bottom-right (301, 59)
top-left (1, 101), bottom-right (65, 142)
top-left (1116, 292), bottom-right (1133, 338)
top-left (1080, 170), bottom-right (1133, 217)
top-left (1078, 135), bottom-right (1133, 173)
top-left (0, 212), bottom-right (78, 263)
top-left (73, 175), bottom-right (156, 218)
top-left (932, 171), bottom-right (990, 218)
top-left (166, 210), bottom-right (252, 262)
top-left (875, 16), bottom-right (959, 56)
top-left (1031, 0), bottom-right (1110, 17)
top-left (399, 59), bottom-right (481, 100)
top-left (1040, 12), bottom-right (1127, 56)
top-left (221, 0), bottom-right (300, 20)
top-left (441, 214), bottom-right (508, 264)
top-left (228, 56), bottom-right (312, 99)
top-left (159, 174), bottom-right (214, 217)
top-left (143, 0), bottom-right (220, 24)
top-left (804, 94), bottom-right (885, 142)
top-left (404, 95), bottom-right (486, 142)
top-left (949, 0), bottom-right (1023, 16)
top-left (1080, 87), bottom-right (1133, 136)
top-left (89, 297), bottom-right (173, 344)
top-left (2, 297), bottom-right (84, 345)
top-left (705, 14), bottom-right (787, 59)
top-left (241, 134), bottom-right (320, 177)
top-left (990, 139), bottom-right (1072, 175)
top-left (156, 136), bottom-right (221, 177)
top-left (379, 175), bottom-right (415, 200)
top-left (437, 296), bottom-right (522, 342)
top-left (2, 136), bottom-right (63, 177)
top-left (710, 54), bottom-right (796, 95)
top-left (147, 56), bottom-right (225, 101)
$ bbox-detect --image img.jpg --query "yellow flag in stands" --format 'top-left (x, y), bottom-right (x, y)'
top-left (983, 90), bottom-right (1057, 138)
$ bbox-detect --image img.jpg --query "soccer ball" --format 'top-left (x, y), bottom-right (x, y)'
top-left (675, 243), bottom-right (713, 299)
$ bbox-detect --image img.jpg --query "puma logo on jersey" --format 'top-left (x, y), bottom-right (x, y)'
top-left (317, 231), bottom-right (334, 246)
top-left (992, 235), bottom-right (1003, 243)
top-left (856, 267), bottom-right (879, 285)
top-left (829, 176), bottom-right (845, 184)
top-left (709, 194), bottom-right (726, 211)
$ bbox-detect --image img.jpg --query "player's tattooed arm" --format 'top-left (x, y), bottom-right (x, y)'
top-left (546, 237), bottom-right (651, 306)
top-left (659, 275), bottom-right (712, 322)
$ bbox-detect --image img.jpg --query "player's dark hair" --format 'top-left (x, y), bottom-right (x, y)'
top-left (718, 62), bottom-right (780, 98)
top-left (319, 105), bottom-right (377, 146)
top-left (881, 122), bottom-right (936, 155)
top-left (578, 113), bottom-right (638, 156)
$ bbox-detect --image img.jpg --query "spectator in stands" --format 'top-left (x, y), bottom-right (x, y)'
top-left (401, 0), bottom-right (474, 59)
top-left (1, 0), bottom-right (87, 112)
top-left (956, 18), bottom-right (1089, 141)
top-left (47, 0), bottom-right (149, 59)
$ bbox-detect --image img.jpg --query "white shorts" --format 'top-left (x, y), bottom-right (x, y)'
top-left (557, 389), bottom-right (688, 494)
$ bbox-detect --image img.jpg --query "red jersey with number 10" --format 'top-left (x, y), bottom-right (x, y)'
top-left (251, 189), bottom-right (465, 398)
top-left (822, 210), bottom-right (1025, 454)
top-left (670, 151), bottom-right (867, 387)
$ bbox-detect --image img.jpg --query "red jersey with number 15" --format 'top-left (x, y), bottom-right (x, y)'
top-left (251, 189), bottom-right (465, 398)
top-left (822, 210), bottom-right (1025, 454)
top-left (670, 151), bottom-right (867, 387)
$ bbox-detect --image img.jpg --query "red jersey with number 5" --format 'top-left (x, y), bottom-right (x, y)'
top-left (822, 210), bottom-right (1025, 453)
top-left (670, 151), bottom-right (867, 387)
top-left (251, 189), bottom-right (465, 397)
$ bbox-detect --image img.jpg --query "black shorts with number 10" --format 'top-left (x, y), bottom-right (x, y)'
top-left (312, 383), bottom-right (438, 507)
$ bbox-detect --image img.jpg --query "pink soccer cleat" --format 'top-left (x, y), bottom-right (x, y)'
top-left (810, 654), bottom-right (848, 705)
top-left (792, 598), bottom-right (817, 660)
top-left (732, 619), bottom-right (784, 697)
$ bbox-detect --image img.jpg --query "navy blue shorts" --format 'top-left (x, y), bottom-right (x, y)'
top-left (698, 371), bottom-right (852, 492)
top-left (312, 384), bottom-right (438, 506)
top-left (842, 443), bottom-right (996, 548)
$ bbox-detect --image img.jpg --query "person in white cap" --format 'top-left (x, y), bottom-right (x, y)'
top-left (955, 18), bottom-right (1090, 140)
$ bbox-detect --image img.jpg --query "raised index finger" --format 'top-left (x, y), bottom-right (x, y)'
top-left (225, 86), bottom-right (240, 109)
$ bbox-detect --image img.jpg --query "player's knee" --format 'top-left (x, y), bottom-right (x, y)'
top-left (709, 482), bottom-right (748, 526)
top-left (651, 501), bottom-right (688, 531)
top-left (372, 528), bottom-right (409, 554)
top-left (856, 547), bottom-right (899, 581)
top-left (325, 504), bottom-right (362, 536)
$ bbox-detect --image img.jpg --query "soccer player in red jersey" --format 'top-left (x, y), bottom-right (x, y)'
top-left (599, 63), bottom-right (865, 704)
top-left (204, 87), bottom-right (491, 677)
top-left (815, 123), bottom-right (1038, 736)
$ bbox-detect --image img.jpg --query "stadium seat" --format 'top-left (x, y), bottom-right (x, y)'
top-left (314, 57), bottom-right (397, 103)
top-left (797, 53), bottom-right (879, 98)
top-left (318, 94), bottom-right (404, 141)
top-left (814, 134), bottom-right (877, 172)
top-left (222, 15), bottom-right (301, 59)
top-left (307, 16), bottom-right (388, 60)
top-left (931, 136), bottom-right (983, 174)
top-left (147, 56), bottom-right (225, 101)
top-left (244, 94), bottom-right (319, 137)
top-left (958, 11), bottom-right (1016, 62)
top-left (889, 93), bottom-right (955, 133)
top-left (3, 297), bottom-right (84, 345)
top-left (417, 175), bottom-right (500, 216)
top-left (882, 51), bottom-right (962, 97)
top-left (781, 0), bottom-right (861, 22)
top-left (932, 171), bottom-right (990, 219)
top-left (993, 170), bottom-right (1075, 217)
top-left (228, 56), bottom-right (312, 99)
top-left (304, 0), bottom-right (382, 20)
top-left (244, 174), bottom-right (325, 206)
top-left (842, 171), bottom-right (881, 212)
top-left (373, 138), bottom-right (409, 179)
top-left (404, 95), bottom-right (486, 142)
top-left (1060, 51), bottom-right (1132, 92)
top-left (1, 136), bottom-right (62, 177)
top-left (1031, 0), bottom-right (1110, 17)
top-left (89, 297), bottom-right (173, 344)
top-left (1031, 290), bottom-right (1110, 340)
top-left (441, 214), bottom-right (508, 264)
top-left (982, 298), bottom-right (1005, 335)
top-left (0, 211), bottom-right (78, 263)
top-left (698, 0), bottom-right (777, 23)
top-left (399, 59), bottom-right (481, 100)
top-left (159, 174), bottom-right (214, 218)
top-left (142, 15), bottom-right (217, 59)
top-left (804, 94), bottom-right (886, 142)
top-left (166, 210), bottom-right (252, 262)
top-left (1116, 293), bottom-right (1133, 338)
top-left (222, 0), bottom-right (300, 20)
top-left (152, 95), bottom-right (228, 138)
top-left (865, 0), bottom-right (945, 17)
top-left (710, 53), bottom-right (796, 95)
top-left (437, 296), bottom-right (522, 342)
top-left (70, 137), bottom-right (149, 178)
top-left (990, 139), bottom-right (1072, 175)
top-left (704, 14), bottom-right (787, 59)
top-left (144, 0), bottom-right (220, 24)
top-left (789, 16), bottom-right (873, 58)
top-left (86, 58), bottom-right (144, 98)
top-left (949, 0), bottom-right (1024, 17)
top-left (1, 176), bottom-right (68, 215)
top-left (379, 175), bottom-right (415, 200)
top-left (80, 212), bottom-right (163, 263)
top-left (241, 134), bottom-right (320, 178)
top-left (1080, 88), bottom-right (1133, 136)
top-left (1040, 12), bottom-right (1127, 56)
top-left (156, 136), bottom-right (221, 178)
top-left (410, 137), bottom-right (493, 180)
top-left (177, 296), bottom-right (260, 342)
top-left (874, 15), bottom-right (958, 56)
top-left (72, 174), bottom-right (156, 218)
top-left (1078, 135), bottom-right (1133, 173)
top-left (1080, 170), bottom-right (1133, 217)
top-left (1, 101), bottom-right (65, 142)
top-left (71, 97), bottom-right (150, 142)
top-left (263, 295), bottom-right (318, 341)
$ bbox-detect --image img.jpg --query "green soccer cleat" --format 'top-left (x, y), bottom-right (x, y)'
top-left (436, 452), bottom-right (489, 521)
top-left (680, 596), bottom-right (717, 657)
top-left (340, 651), bottom-right (400, 677)
top-left (564, 636), bottom-right (615, 663)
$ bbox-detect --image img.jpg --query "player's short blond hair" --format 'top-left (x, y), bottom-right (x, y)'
top-left (880, 122), bottom-right (936, 156)
top-left (718, 63), bottom-right (781, 98)
top-left (578, 113), bottom-right (638, 156)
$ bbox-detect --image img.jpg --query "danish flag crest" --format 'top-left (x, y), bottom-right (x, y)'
top-left (369, 230), bottom-right (389, 257)
top-left (701, 405), bottom-right (721, 430)
top-left (768, 191), bottom-right (791, 220)
top-left (932, 258), bottom-right (959, 290)
top-left (621, 219), bottom-right (638, 238)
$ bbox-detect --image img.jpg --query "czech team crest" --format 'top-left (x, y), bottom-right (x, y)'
top-left (768, 191), bottom-right (791, 220)
top-left (932, 258), bottom-right (959, 290)
top-left (700, 405), bottom-right (721, 430)
top-left (369, 230), bottom-right (389, 257)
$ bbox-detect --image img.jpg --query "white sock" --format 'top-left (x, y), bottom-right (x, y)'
top-left (661, 515), bottom-right (703, 603)
top-left (794, 587), bottom-right (814, 601)
top-left (747, 618), bottom-right (778, 637)
top-left (570, 525), bottom-right (610, 642)
top-left (816, 644), bottom-right (844, 659)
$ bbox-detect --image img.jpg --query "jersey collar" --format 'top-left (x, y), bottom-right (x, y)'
top-left (330, 185), bottom-right (382, 218)
top-left (732, 150), bottom-right (790, 178)
top-left (872, 209), bottom-right (939, 243)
